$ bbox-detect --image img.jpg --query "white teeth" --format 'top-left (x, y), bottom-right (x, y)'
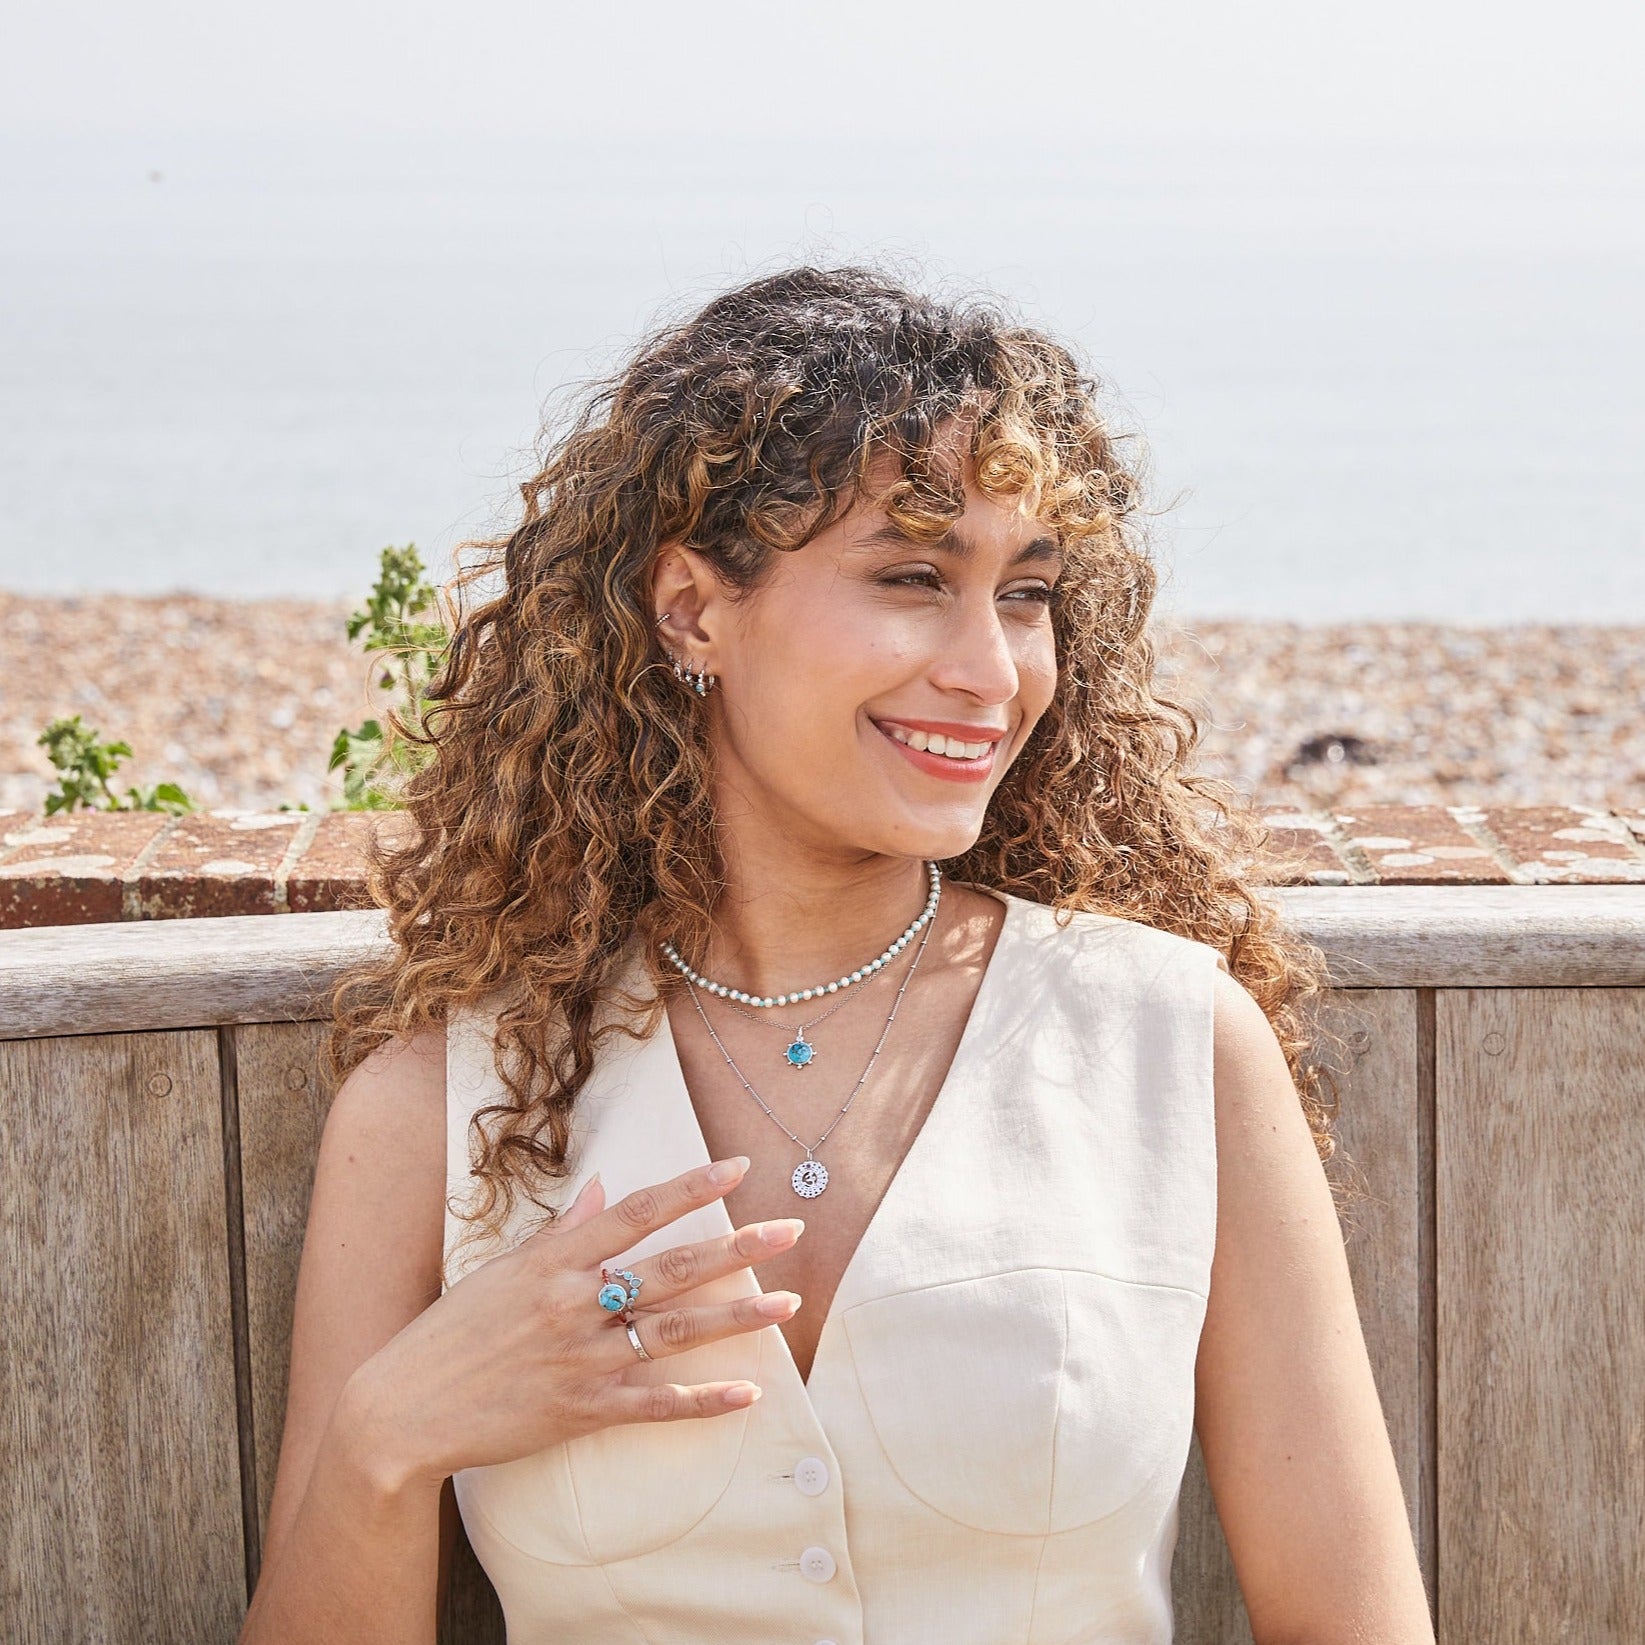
top-left (881, 723), bottom-right (994, 761)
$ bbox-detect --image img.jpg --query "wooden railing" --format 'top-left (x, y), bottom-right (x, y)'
top-left (3, 886), bottom-right (1642, 1643)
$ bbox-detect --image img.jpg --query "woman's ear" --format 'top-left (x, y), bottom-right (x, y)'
top-left (650, 539), bottom-right (721, 664)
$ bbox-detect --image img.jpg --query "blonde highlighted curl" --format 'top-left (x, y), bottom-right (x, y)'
top-left (322, 263), bottom-right (1358, 1291)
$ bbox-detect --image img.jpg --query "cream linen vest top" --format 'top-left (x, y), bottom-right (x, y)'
top-left (442, 886), bottom-right (1228, 1645)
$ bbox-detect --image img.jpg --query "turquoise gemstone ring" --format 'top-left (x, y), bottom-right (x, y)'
top-left (598, 1265), bottom-right (643, 1318)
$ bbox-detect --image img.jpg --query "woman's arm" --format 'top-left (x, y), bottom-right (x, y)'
top-left (1194, 969), bottom-right (1435, 1645)
top-left (237, 1027), bottom-right (452, 1644)
top-left (238, 1374), bottom-right (445, 1643)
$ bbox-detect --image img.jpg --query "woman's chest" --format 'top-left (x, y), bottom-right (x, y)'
top-left (666, 997), bottom-right (970, 1385)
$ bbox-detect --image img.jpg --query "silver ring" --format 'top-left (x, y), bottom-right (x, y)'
top-left (625, 1320), bottom-right (653, 1361)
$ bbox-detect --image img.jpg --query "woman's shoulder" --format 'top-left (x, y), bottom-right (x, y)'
top-left (990, 884), bottom-right (1231, 975)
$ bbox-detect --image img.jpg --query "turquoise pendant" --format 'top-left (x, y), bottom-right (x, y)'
top-left (784, 1030), bottom-right (815, 1069)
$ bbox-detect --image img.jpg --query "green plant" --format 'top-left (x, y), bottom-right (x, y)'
top-left (329, 543), bottom-right (449, 810)
top-left (36, 715), bottom-right (195, 815)
top-left (29, 545), bottom-right (446, 820)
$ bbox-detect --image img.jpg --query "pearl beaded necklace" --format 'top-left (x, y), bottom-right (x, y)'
top-left (659, 861), bottom-right (942, 1007)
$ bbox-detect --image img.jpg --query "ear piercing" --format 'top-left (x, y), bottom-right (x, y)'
top-left (655, 610), bottom-right (717, 696)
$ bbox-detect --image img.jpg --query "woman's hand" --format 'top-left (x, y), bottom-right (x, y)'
top-left (344, 1155), bottom-right (802, 1489)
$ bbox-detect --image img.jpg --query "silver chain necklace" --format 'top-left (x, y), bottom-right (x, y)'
top-left (680, 912), bottom-right (937, 1199)
top-left (710, 961), bottom-right (885, 1071)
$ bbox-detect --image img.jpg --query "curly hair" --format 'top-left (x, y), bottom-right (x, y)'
top-left (322, 261), bottom-right (1357, 1290)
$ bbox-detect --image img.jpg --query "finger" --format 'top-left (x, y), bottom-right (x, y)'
top-left (557, 1171), bottom-right (606, 1230)
top-left (603, 1379), bottom-right (766, 1423)
top-left (624, 1216), bottom-right (806, 1305)
top-left (599, 1289), bottom-right (801, 1376)
top-left (563, 1156), bottom-right (751, 1267)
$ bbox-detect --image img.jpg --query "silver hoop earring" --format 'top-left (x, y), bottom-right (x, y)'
top-left (670, 651), bottom-right (716, 696)
top-left (656, 612), bottom-right (716, 696)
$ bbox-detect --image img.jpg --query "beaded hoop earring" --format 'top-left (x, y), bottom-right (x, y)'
top-left (655, 610), bottom-right (716, 695)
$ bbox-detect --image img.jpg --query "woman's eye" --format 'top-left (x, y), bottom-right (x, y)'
top-left (882, 571), bottom-right (1057, 604)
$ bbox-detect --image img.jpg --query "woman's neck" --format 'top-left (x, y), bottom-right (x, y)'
top-left (690, 849), bottom-right (940, 1001)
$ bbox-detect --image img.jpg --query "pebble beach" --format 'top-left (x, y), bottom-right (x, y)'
top-left (2, 591), bottom-right (1641, 815)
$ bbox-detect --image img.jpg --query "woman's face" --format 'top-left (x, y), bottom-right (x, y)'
top-left (699, 453), bottom-right (1063, 865)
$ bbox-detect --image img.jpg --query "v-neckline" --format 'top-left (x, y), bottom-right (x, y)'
top-left (648, 883), bottom-right (1020, 1396)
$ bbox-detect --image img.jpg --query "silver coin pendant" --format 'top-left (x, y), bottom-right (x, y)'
top-left (792, 1157), bottom-right (829, 1198)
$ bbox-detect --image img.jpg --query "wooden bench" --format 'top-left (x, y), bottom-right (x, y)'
top-left (3, 885), bottom-right (1641, 1642)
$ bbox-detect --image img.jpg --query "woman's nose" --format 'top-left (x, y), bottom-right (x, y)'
top-left (929, 598), bottom-right (1021, 703)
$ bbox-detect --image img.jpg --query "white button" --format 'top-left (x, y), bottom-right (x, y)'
top-left (793, 1455), bottom-right (829, 1495)
top-left (799, 1545), bottom-right (837, 1583)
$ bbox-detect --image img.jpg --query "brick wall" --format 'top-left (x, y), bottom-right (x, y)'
top-left (3, 803), bottom-right (1644, 930)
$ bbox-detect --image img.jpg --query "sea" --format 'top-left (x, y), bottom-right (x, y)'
top-left (2, 131), bottom-right (1641, 623)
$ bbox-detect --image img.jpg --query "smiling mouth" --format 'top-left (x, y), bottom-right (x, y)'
top-left (873, 722), bottom-right (1002, 761)
top-left (870, 718), bottom-right (1006, 782)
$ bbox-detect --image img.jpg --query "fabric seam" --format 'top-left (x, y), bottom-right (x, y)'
top-left (841, 1268), bottom-right (1206, 1537)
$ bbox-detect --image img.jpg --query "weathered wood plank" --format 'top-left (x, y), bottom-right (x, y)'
top-left (1437, 988), bottom-right (1645, 1643)
top-left (1174, 988), bottom-right (1427, 1641)
top-left (2, 886), bottom-right (1643, 1040)
top-left (1283, 886), bottom-right (1645, 989)
top-left (234, 1022), bottom-right (504, 1643)
top-left (0, 1029), bottom-right (245, 1641)
top-left (0, 908), bottom-right (390, 1038)
top-left (441, 1528), bottom-right (507, 1645)
top-left (235, 1020), bottom-right (334, 1547)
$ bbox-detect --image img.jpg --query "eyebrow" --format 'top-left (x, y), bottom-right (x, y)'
top-left (858, 520), bottom-right (1064, 566)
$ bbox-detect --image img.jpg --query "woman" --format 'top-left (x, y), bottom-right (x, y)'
top-left (241, 265), bottom-right (1434, 1643)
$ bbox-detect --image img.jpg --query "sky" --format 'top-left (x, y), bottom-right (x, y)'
top-left (2, 2), bottom-right (1641, 618)
top-left (4, 0), bottom-right (1640, 149)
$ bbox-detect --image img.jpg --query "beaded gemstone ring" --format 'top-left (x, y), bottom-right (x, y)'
top-left (598, 1265), bottom-right (643, 1319)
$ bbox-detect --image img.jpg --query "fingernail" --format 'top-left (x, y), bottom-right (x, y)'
top-left (709, 1156), bottom-right (749, 1184)
top-left (755, 1292), bottom-right (799, 1317)
top-left (761, 1219), bottom-right (803, 1245)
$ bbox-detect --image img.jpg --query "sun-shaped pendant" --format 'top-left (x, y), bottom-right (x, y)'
top-left (792, 1157), bottom-right (829, 1198)
top-left (784, 1031), bottom-right (815, 1069)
